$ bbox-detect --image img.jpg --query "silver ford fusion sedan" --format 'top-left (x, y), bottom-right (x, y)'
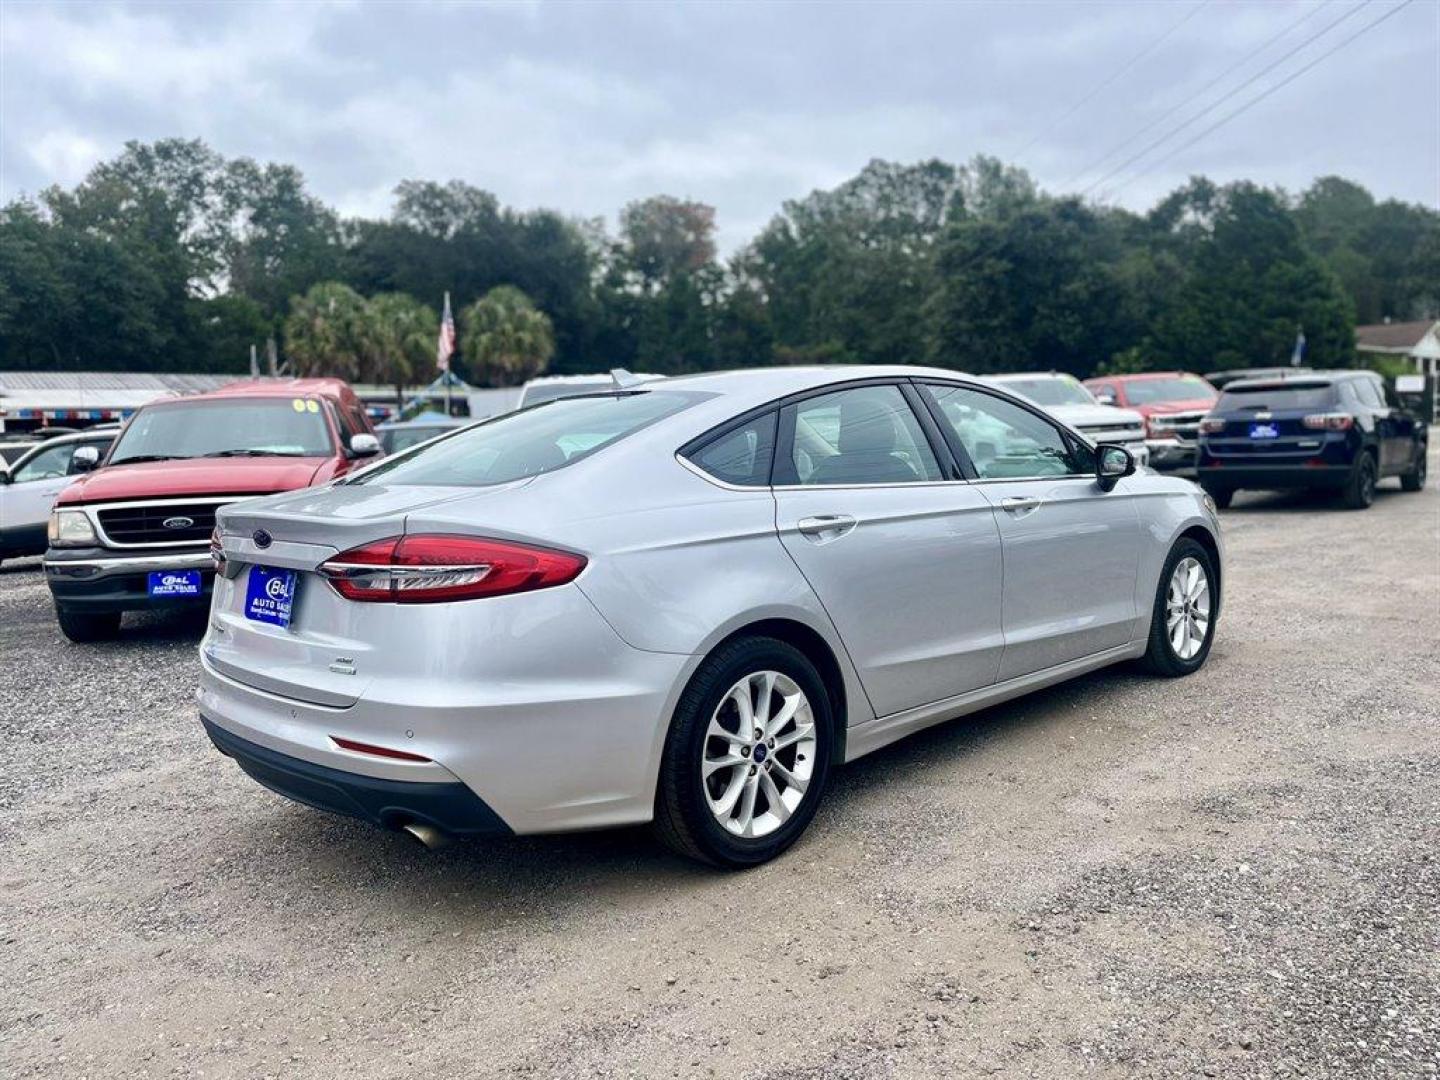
top-left (198, 366), bottom-right (1222, 867)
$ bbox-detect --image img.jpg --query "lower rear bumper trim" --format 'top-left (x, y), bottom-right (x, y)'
top-left (201, 715), bottom-right (513, 838)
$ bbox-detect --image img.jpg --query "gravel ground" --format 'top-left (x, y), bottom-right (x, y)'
top-left (2, 450), bottom-right (1437, 1080)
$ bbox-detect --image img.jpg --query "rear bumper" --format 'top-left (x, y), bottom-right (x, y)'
top-left (202, 716), bottom-right (511, 837)
top-left (196, 613), bottom-right (695, 835)
top-left (44, 548), bottom-right (214, 613)
top-left (1196, 464), bottom-right (1351, 489)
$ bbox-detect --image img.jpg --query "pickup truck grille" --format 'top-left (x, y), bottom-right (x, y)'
top-left (1147, 411), bottom-right (1208, 440)
top-left (97, 503), bottom-right (224, 546)
top-left (1076, 422), bottom-right (1145, 444)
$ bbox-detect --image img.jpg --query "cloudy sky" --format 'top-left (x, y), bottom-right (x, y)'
top-left (1, 0), bottom-right (1435, 251)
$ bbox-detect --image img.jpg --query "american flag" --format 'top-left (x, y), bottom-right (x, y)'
top-left (437, 291), bottom-right (456, 373)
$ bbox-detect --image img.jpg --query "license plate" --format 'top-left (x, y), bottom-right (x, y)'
top-left (245, 566), bottom-right (298, 628)
top-left (1249, 422), bottom-right (1280, 439)
top-left (147, 570), bottom-right (202, 598)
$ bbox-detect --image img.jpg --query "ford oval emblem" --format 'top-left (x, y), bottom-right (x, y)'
top-left (162, 516), bottom-right (195, 530)
top-left (252, 529), bottom-right (273, 549)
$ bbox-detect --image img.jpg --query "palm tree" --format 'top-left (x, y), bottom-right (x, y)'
top-left (361, 293), bottom-right (438, 403)
top-left (283, 282), bottom-right (366, 379)
top-left (460, 285), bottom-right (556, 387)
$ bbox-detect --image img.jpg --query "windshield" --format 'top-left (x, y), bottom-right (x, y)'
top-left (1123, 376), bottom-right (1217, 406)
top-left (349, 391), bottom-right (699, 487)
top-left (1217, 384), bottom-right (1336, 411)
top-left (108, 398), bottom-right (334, 463)
top-left (995, 376), bottom-right (1094, 407)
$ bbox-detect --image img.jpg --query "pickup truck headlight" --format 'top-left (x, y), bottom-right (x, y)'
top-left (48, 509), bottom-right (98, 547)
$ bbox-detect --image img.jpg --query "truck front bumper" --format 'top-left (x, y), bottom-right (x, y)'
top-left (44, 548), bottom-right (215, 613)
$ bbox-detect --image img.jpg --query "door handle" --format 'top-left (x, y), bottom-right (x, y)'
top-left (999, 496), bottom-right (1042, 513)
top-left (797, 514), bottom-right (857, 539)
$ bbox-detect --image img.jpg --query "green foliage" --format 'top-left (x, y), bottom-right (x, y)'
top-left (1, 139), bottom-right (1435, 383)
top-left (461, 286), bottom-right (556, 387)
top-left (284, 282), bottom-right (368, 380)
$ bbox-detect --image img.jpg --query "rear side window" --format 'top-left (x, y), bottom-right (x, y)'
top-left (348, 391), bottom-right (698, 488)
top-left (684, 412), bottom-right (777, 487)
top-left (1217, 384), bottom-right (1337, 411)
top-left (783, 385), bottom-right (943, 486)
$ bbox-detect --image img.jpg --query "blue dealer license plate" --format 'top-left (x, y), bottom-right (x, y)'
top-left (147, 570), bottom-right (202, 598)
top-left (1249, 422), bottom-right (1280, 439)
top-left (245, 566), bottom-right (297, 628)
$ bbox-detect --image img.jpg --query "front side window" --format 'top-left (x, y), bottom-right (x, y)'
top-left (109, 399), bottom-right (335, 463)
top-left (11, 443), bottom-right (75, 483)
top-left (685, 411), bottom-right (777, 487)
top-left (349, 391), bottom-right (699, 488)
top-left (785, 385), bottom-right (942, 486)
top-left (923, 383), bottom-right (1085, 479)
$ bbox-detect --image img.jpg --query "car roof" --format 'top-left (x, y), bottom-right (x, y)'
top-left (190, 377), bottom-right (358, 402)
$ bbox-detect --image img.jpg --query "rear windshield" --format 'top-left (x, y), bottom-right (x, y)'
top-left (108, 398), bottom-right (333, 463)
top-left (1122, 376), bottom-right (1217, 405)
top-left (1217, 383), bottom-right (1336, 411)
top-left (520, 382), bottom-right (608, 407)
top-left (348, 391), bottom-right (699, 487)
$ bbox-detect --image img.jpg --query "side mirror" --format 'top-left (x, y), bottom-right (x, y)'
top-left (0, 468), bottom-right (10, 485)
top-left (349, 432), bottom-right (381, 458)
top-left (1093, 389), bottom-right (1117, 405)
top-left (1096, 443), bottom-right (1135, 492)
top-left (69, 445), bottom-right (101, 473)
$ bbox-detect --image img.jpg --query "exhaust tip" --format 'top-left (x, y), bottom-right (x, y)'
top-left (401, 822), bottom-right (450, 850)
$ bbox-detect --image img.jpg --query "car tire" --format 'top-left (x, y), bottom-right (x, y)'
top-left (1400, 448), bottom-right (1427, 493)
top-left (56, 606), bottom-right (121, 643)
top-left (1340, 451), bottom-right (1377, 510)
top-left (1142, 538), bottom-right (1218, 678)
top-left (1202, 485), bottom-right (1234, 509)
top-left (654, 636), bottom-right (834, 868)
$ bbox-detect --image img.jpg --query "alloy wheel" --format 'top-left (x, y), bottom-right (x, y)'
top-left (1165, 556), bottom-right (1211, 661)
top-left (702, 670), bottom-right (817, 838)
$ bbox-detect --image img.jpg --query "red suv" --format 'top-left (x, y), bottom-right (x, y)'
top-left (1083, 372), bottom-right (1219, 473)
top-left (44, 378), bottom-right (380, 641)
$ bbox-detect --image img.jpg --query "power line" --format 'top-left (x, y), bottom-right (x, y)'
top-left (1081, 0), bottom-right (1373, 197)
top-left (1104, 0), bottom-right (1419, 198)
top-left (1013, 0), bottom-right (1210, 160)
top-left (1060, 1), bottom-right (1332, 191)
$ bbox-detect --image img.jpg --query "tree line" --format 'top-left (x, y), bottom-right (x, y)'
top-left (1, 138), bottom-right (1436, 385)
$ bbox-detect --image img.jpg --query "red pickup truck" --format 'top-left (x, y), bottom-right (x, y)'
top-left (1083, 372), bottom-right (1219, 473)
top-left (44, 378), bottom-right (380, 641)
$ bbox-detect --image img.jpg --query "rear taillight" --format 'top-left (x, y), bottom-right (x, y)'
top-left (319, 535), bottom-right (586, 603)
top-left (210, 526), bottom-right (225, 567)
top-left (1199, 418), bottom-right (1226, 434)
top-left (1302, 413), bottom-right (1354, 431)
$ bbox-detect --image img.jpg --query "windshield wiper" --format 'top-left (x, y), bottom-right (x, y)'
top-left (202, 449), bottom-right (306, 458)
top-left (109, 454), bottom-right (192, 466)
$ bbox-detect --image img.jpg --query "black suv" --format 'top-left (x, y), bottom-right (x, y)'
top-left (1197, 371), bottom-right (1428, 510)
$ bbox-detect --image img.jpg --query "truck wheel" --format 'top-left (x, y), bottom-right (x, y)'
top-left (1339, 452), bottom-right (1377, 510)
top-left (1399, 448), bottom-right (1427, 493)
top-left (56, 606), bottom-right (121, 643)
